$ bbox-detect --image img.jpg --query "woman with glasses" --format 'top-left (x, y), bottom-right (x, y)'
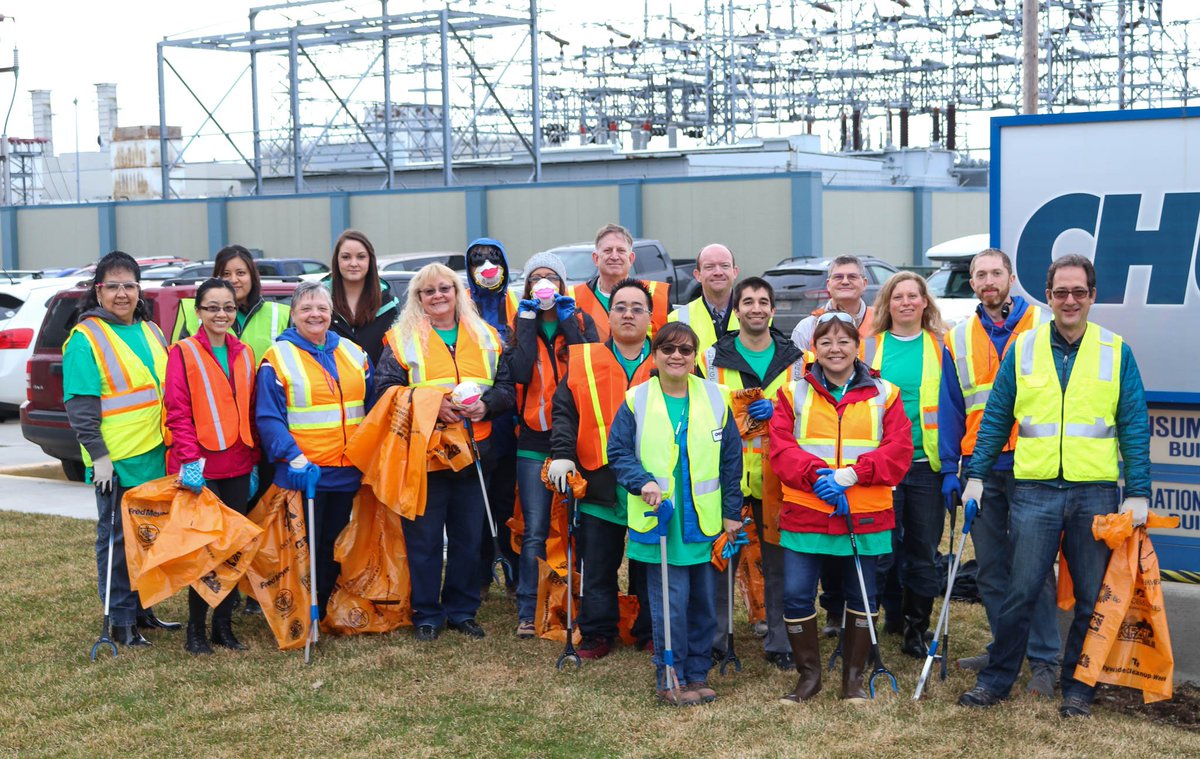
top-left (865, 272), bottom-right (947, 658)
top-left (375, 263), bottom-right (515, 641)
top-left (329, 229), bottom-right (401, 366)
top-left (63, 251), bottom-right (176, 648)
top-left (164, 279), bottom-right (260, 654)
top-left (256, 281), bottom-right (375, 620)
top-left (768, 311), bottom-right (913, 703)
top-left (502, 252), bottom-right (598, 638)
top-left (607, 322), bottom-right (743, 706)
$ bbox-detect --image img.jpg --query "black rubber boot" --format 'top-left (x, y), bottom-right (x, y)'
top-left (901, 591), bottom-right (935, 659)
top-left (185, 620), bottom-right (213, 655)
top-left (780, 614), bottom-right (822, 704)
top-left (211, 616), bottom-right (248, 651)
top-left (136, 606), bottom-right (182, 631)
top-left (113, 624), bottom-right (152, 647)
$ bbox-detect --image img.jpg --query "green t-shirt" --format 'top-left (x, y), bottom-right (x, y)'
top-left (613, 339), bottom-right (650, 381)
top-left (539, 317), bottom-right (558, 342)
top-left (878, 331), bottom-right (926, 462)
top-left (235, 311), bottom-right (248, 330)
top-left (62, 323), bottom-right (167, 487)
top-left (578, 339), bottom-right (649, 525)
top-left (626, 392), bottom-right (712, 567)
top-left (434, 325), bottom-right (458, 346)
top-left (734, 338), bottom-right (775, 384)
top-left (210, 343), bottom-right (230, 375)
top-left (592, 285), bottom-right (611, 312)
top-left (780, 529), bottom-right (893, 556)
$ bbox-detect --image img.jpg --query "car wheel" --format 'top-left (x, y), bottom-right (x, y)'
top-left (61, 459), bottom-right (86, 482)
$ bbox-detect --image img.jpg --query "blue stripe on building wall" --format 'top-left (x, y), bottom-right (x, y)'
top-left (207, 199), bottom-right (228, 254)
top-left (97, 204), bottom-right (117, 256)
top-left (790, 172), bottom-right (822, 258)
top-left (912, 188), bottom-right (934, 266)
top-left (465, 187), bottom-right (487, 243)
top-left (618, 180), bottom-right (643, 238)
top-left (329, 193), bottom-right (351, 249)
top-left (0, 208), bottom-right (16, 270)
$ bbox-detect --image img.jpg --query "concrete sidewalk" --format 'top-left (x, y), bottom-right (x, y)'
top-left (0, 472), bottom-right (95, 520)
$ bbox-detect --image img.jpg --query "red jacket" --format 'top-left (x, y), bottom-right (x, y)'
top-left (164, 329), bottom-right (259, 479)
top-left (767, 364), bottom-right (913, 535)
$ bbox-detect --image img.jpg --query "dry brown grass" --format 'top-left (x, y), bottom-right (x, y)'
top-left (0, 510), bottom-right (1196, 759)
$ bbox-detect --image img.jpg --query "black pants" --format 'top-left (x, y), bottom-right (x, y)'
top-left (576, 512), bottom-right (651, 643)
top-left (310, 490), bottom-right (355, 618)
top-left (187, 473), bottom-right (252, 624)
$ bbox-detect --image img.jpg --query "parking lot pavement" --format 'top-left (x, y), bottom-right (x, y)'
top-left (0, 416), bottom-right (58, 469)
top-left (0, 473), bottom-right (94, 519)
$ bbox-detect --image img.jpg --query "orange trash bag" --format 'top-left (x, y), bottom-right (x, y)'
top-left (760, 437), bottom-right (783, 546)
top-left (244, 485), bottom-right (313, 651)
top-left (121, 475), bottom-right (262, 609)
top-left (616, 593), bottom-right (641, 646)
top-left (1074, 510), bottom-right (1180, 703)
top-left (507, 494), bottom-right (525, 555)
top-left (322, 581), bottom-right (409, 636)
top-left (735, 503), bottom-right (766, 625)
top-left (534, 557), bottom-right (581, 644)
top-left (533, 463), bottom-right (588, 641)
top-left (729, 387), bottom-right (768, 440)
top-left (332, 486), bottom-right (411, 605)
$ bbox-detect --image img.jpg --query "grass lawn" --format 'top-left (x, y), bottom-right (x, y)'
top-left (0, 510), bottom-right (1196, 758)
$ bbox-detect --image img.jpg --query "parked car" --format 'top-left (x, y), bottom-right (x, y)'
top-left (539, 239), bottom-right (697, 305)
top-left (761, 255), bottom-right (900, 335)
top-left (0, 277), bottom-right (83, 419)
top-left (925, 234), bottom-right (989, 329)
top-left (378, 252), bottom-right (466, 274)
top-left (255, 258), bottom-right (329, 280)
top-left (20, 279), bottom-right (300, 481)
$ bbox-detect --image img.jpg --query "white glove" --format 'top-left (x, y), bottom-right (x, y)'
top-left (1119, 496), bottom-right (1149, 528)
top-left (92, 455), bottom-right (114, 493)
top-left (289, 453), bottom-right (309, 470)
top-left (961, 477), bottom-right (984, 511)
top-left (832, 467), bottom-right (858, 488)
top-left (548, 459), bottom-right (577, 493)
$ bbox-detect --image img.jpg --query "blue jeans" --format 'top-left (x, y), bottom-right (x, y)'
top-left (973, 470), bottom-right (1062, 667)
top-left (402, 469), bottom-right (485, 627)
top-left (783, 549), bottom-right (876, 619)
top-left (646, 560), bottom-right (717, 688)
top-left (515, 457), bottom-right (553, 621)
top-left (95, 480), bottom-right (139, 627)
top-left (976, 482), bottom-right (1117, 702)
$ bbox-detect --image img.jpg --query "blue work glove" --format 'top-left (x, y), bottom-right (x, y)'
top-left (747, 398), bottom-right (774, 421)
top-left (518, 298), bottom-right (539, 314)
top-left (962, 498), bottom-right (979, 534)
top-left (249, 464), bottom-right (259, 495)
top-left (831, 493), bottom-right (850, 518)
top-left (287, 462), bottom-right (321, 499)
top-left (720, 530), bottom-right (751, 559)
top-left (180, 460), bottom-right (205, 494)
top-left (813, 468), bottom-right (850, 505)
top-left (942, 473), bottom-right (961, 514)
top-left (644, 499), bottom-right (675, 539)
top-left (554, 294), bottom-right (576, 322)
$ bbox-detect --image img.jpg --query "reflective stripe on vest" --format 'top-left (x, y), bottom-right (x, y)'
top-left (868, 329), bottom-right (942, 471)
top-left (263, 339), bottom-right (368, 466)
top-left (70, 318), bottom-right (168, 465)
top-left (1012, 322), bottom-right (1121, 481)
top-left (178, 337), bottom-right (255, 452)
top-left (669, 297), bottom-right (739, 356)
top-left (567, 343), bottom-right (653, 470)
top-left (625, 375), bottom-right (727, 539)
top-left (947, 305), bottom-right (1050, 456)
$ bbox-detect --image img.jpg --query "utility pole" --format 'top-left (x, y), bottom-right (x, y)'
top-left (1022, 0), bottom-right (1039, 114)
top-left (74, 97), bottom-right (81, 203)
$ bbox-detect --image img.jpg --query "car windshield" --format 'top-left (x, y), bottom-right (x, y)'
top-left (556, 248), bottom-right (598, 281)
top-left (927, 267), bottom-right (975, 298)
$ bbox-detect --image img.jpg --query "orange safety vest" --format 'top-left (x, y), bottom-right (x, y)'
top-left (571, 279), bottom-right (670, 342)
top-left (515, 320), bottom-right (583, 433)
top-left (175, 336), bottom-right (256, 452)
top-left (565, 342), bottom-right (654, 470)
top-left (262, 339), bottom-right (369, 467)
top-left (802, 305), bottom-right (874, 364)
top-left (945, 305), bottom-right (1050, 457)
top-left (777, 373), bottom-right (900, 515)
top-left (384, 318), bottom-right (502, 440)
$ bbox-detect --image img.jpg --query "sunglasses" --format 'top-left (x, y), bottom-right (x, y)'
top-left (657, 344), bottom-right (696, 357)
top-left (816, 310), bottom-right (854, 324)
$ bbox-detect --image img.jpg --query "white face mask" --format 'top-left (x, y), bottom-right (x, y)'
top-left (472, 262), bottom-right (504, 290)
top-left (532, 278), bottom-right (557, 310)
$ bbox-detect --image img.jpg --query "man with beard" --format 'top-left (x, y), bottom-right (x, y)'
top-left (938, 248), bottom-right (1060, 695)
top-left (571, 223), bottom-right (670, 341)
top-left (465, 238), bottom-right (521, 596)
top-left (668, 243), bottom-right (741, 355)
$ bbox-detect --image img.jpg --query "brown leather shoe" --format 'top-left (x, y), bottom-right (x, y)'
top-left (781, 614), bottom-right (822, 704)
top-left (657, 686), bottom-right (701, 707)
top-left (841, 609), bottom-right (872, 702)
top-left (686, 681), bottom-right (717, 703)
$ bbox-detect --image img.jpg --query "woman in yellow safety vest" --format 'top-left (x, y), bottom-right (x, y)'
top-left (63, 251), bottom-right (178, 648)
top-left (375, 263), bottom-right (515, 642)
top-left (768, 311), bottom-right (913, 703)
top-left (164, 278), bottom-right (259, 655)
top-left (865, 271), bottom-right (947, 659)
top-left (607, 322), bottom-right (744, 707)
top-left (255, 281), bottom-right (374, 620)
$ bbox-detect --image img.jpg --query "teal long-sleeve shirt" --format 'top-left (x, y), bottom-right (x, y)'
top-left (964, 322), bottom-right (1152, 498)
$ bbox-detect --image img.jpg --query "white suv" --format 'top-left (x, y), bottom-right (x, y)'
top-left (0, 276), bottom-right (84, 418)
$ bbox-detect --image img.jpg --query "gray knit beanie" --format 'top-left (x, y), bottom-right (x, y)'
top-left (522, 251), bottom-right (568, 288)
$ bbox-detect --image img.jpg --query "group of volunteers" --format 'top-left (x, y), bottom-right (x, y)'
top-left (66, 221), bottom-right (1151, 718)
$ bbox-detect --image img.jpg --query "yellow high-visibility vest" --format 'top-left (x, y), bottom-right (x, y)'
top-left (864, 329), bottom-right (943, 471)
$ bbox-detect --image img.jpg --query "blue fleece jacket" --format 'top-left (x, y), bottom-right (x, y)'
top-left (938, 295), bottom-right (1035, 475)
top-left (964, 321), bottom-right (1151, 498)
top-left (255, 328), bottom-right (376, 493)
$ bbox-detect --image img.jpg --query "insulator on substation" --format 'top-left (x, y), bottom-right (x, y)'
top-left (946, 104), bottom-right (956, 151)
top-left (852, 108), bottom-right (862, 151)
top-left (900, 107), bottom-right (909, 147)
top-left (840, 111), bottom-right (848, 150)
top-left (932, 106), bottom-right (941, 144)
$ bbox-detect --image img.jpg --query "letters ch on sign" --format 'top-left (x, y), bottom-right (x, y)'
top-left (1015, 192), bottom-right (1200, 304)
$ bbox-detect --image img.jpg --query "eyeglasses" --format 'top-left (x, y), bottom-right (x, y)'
top-left (611, 304), bottom-right (649, 316)
top-left (828, 273), bottom-right (862, 283)
top-left (816, 310), bottom-right (854, 324)
top-left (531, 273), bottom-right (562, 283)
top-left (419, 284), bottom-right (456, 298)
top-left (657, 344), bottom-right (696, 357)
top-left (1049, 287), bottom-right (1091, 302)
top-left (98, 282), bottom-right (139, 293)
top-left (198, 305), bottom-right (237, 314)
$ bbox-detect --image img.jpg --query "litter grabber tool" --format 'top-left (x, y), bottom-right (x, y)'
top-left (844, 506), bottom-right (898, 698)
top-left (462, 415), bottom-right (514, 588)
top-left (302, 473), bottom-right (320, 665)
top-left (90, 474), bottom-right (121, 662)
top-left (648, 499), bottom-right (683, 703)
top-left (826, 607), bottom-right (846, 672)
top-left (940, 499), bottom-right (959, 682)
top-left (914, 498), bottom-right (978, 700)
top-left (557, 491), bottom-right (582, 670)
top-left (718, 519), bottom-right (750, 676)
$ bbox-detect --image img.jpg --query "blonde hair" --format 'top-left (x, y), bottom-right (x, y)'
top-left (871, 271), bottom-right (945, 337)
top-left (392, 263), bottom-right (492, 345)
